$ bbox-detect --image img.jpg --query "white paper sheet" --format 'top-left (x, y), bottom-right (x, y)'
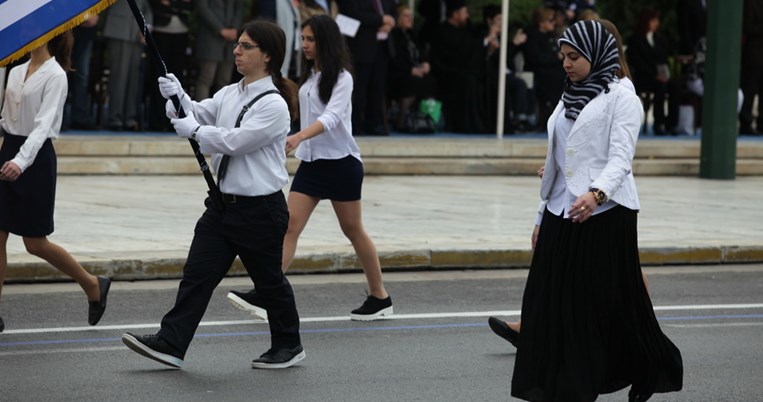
top-left (335, 14), bottom-right (360, 38)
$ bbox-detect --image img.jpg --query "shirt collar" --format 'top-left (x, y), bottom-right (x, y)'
top-left (237, 75), bottom-right (275, 95)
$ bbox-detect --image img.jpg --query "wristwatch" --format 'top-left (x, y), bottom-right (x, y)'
top-left (589, 188), bottom-right (608, 205)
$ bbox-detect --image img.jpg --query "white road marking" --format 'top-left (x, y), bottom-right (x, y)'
top-left (665, 322), bottom-right (763, 328)
top-left (2, 304), bottom-right (762, 335)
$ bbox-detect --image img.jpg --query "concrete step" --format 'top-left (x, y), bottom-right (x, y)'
top-left (46, 135), bottom-right (763, 175)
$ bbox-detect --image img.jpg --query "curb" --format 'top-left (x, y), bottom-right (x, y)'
top-left (6, 246), bottom-right (763, 283)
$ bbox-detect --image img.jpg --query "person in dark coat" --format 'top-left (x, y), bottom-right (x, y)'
top-left (387, 4), bottom-right (437, 131)
top-left (479, 4), bottom-right (533, 134)
top-left (102, 0), bottom-right (152, 131)
top-left (337, 0), bottom-right (396, 136)
top-left (523, 6), bottom-right (565, 131)
top-left (194, 0), bottom-right (244, 99)
top-left (430, 0), bottom-right (487, 133)
top-left (147, 0), bottom-right (194, 131)
top-left (627, 8), bottom-right (675, 135)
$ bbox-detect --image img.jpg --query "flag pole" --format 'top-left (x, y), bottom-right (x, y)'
top-left (125, 0), bottom-right (223, 210)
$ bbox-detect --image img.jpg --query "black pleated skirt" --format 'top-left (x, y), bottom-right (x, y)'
top-left (0, 133), bottom-right (57, 237)
top-left (511, 205), bottom-right (683, 402)
top-left (290, 155), bottom-right (363, 201)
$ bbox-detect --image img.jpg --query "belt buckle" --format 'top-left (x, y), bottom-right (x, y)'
top-left (225, 193), bottom-right (237, 204)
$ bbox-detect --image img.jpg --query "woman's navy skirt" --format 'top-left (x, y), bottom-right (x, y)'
top-left (0, 133), bottom-right (57, 236)
top-left (290, 155), bottom-right (363, 201)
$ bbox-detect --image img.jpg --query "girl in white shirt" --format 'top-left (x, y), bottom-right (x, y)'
top-left (287, 15), bottom-right (392, 320)
top-left (0, 32), bottom-right (110, 333)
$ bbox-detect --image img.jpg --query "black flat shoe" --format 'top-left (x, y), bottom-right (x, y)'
top-left (488, 316), bottom-right (519, 348)
top-left (88, 276), bottom-right (111, 325)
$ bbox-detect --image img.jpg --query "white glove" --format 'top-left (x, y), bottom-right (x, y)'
top-left (158, 73), bottom-right (185, 99)
top-left (164, 96), bottom-right (193, 119)
top-left (171, 111), bottom-right (200, 138)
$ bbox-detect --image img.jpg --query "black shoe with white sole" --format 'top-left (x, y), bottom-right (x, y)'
top-left (122, 333), bottom-right (185, 368)
top-left (251, 345), bottom-right (306, 369)
top-left (350, 295), bottom-right (393, 321)
top-left (227, 289), bottom-right (267, 320)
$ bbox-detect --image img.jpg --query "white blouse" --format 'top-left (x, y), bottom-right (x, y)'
top-left (294, 69), bottom-right (361, 162)
top-left (191, 76), bottom-right (291, 196)
top-left (0, 57), bottom-right (67, 172)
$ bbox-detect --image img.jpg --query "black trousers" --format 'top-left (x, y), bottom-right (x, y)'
top-left (352, 44), bottom-right (389, 134)
top-left (157, 191), bottom-right (301, 353)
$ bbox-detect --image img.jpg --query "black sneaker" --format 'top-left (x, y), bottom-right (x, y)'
top-left (88, 276), bottom-right (111, 326)
top-left (488, 316), bottom-right (519, 348)
top-left (350, 295), bottom-right (393, 321)
top-left (226, 289), bottom-right (267, 320)
top-left (251, 345), bottom-right (306, 369)
top-left (122, 333), bottom-right (185, 368)
top-left (0, 316), bottom-right (4, 333)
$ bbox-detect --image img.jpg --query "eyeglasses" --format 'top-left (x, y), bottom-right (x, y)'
top-left (234, 42), bottom-right (259, 51)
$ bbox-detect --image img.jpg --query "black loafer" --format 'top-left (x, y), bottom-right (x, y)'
top-left (88, 276), bottom-right (111, 325)
top-left (488, 316), bottom-right (519, 348)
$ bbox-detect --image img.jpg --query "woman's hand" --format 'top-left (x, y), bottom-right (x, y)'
top-left (0, 161), bottom-right (21, 181)
top-left (285, 133), bottom-right (303, 154)
top-left (531, 224), bottom-right (540, 250)
top-left (537, 166), bottom-right (544, 178)
top-left (570, 192), bottom-right (597, 223)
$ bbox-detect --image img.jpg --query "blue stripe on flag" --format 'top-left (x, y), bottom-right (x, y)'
top-left (0, 0), bottom-right (104, 61)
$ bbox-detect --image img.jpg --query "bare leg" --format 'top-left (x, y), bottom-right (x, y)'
top-left (642, 271), bottom-right (651, 297)
top-left (281, 191), bottom-right (321, 271)
top-left (331, 200), bottom-right (388, 299)
top-left (507, 321), bottom-right (521, 333)
top-left (22, 237), bottom-right (100, 301)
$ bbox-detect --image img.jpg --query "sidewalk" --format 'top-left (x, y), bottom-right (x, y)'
top-left (5, 175), bottom-right (763, 282)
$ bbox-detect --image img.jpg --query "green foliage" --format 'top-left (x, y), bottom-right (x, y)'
top-left (596, 0), bottom-right (679, 47)
top-left (461, 0), bottom-right (680, 45)
top-left (469, 0), bottom-right (539, 29)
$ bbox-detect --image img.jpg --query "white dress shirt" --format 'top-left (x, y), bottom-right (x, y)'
top-left (190, 76), bottom-right (290, 196)
top-left (0, 58), bottom-right (67, 172)
top-left (294, 69), bottom-right (361, 162)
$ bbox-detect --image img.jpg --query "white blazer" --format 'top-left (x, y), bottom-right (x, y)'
top-left (537, 81), bottom-right (644, 218)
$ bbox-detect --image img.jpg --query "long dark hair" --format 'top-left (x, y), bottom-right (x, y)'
top-left (299, 15), bottom-right (353, 105)
top-left (48, 30), bottom-right (73, 71)
top-left (241, 19), bottom-right (298, 121)
top-left (599, 19), bottom-right (631, 80)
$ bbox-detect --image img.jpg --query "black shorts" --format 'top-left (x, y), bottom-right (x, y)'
top-left (289, 155), bottom-right (363, 201)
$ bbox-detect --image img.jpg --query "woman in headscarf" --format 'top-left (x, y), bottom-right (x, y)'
top-left (510, 20), bottom-right (683, 402)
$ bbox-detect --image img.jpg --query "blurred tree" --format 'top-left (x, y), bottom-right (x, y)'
top-left (462, 0), bottom-right (680, 47)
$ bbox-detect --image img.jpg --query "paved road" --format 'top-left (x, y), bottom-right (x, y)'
top-left (1, 264), bottom-right (762, 401)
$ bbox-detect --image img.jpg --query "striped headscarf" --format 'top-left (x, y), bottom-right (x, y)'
top-left (558, 20), bottom-right (620, 120)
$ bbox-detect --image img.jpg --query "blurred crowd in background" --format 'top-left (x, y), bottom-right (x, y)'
top-left (2, 0), bottom-right (761, 136)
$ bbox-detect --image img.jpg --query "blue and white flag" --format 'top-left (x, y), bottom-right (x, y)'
top-left (0, 0), bottom-right (115, 66)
